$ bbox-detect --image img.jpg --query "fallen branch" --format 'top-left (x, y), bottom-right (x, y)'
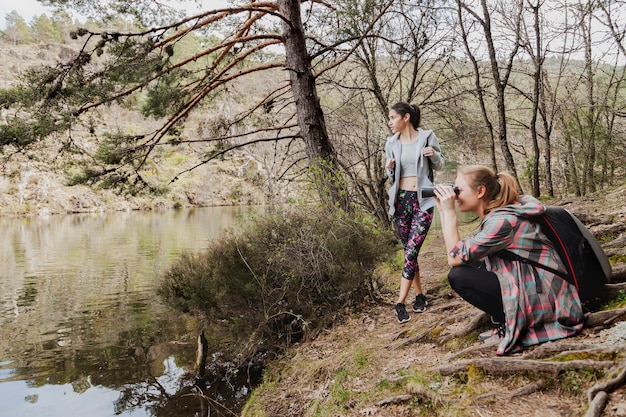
top-left (196, 330), bottom-right (208, 379)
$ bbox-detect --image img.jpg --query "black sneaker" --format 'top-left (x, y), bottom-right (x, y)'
top-left (395, 303), bottom-right (410, 324)
top-left (412, 293), bottom-right (427, 313)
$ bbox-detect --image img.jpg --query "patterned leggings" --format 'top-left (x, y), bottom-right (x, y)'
top-left (393, 190), bottom-right (434, 281)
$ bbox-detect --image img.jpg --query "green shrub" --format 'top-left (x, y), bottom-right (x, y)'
top-left (158, 204), bottom-right (395, 358)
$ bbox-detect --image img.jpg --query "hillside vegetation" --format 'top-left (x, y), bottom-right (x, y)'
top-left (0, 40), bottom-right (274, 216)
top-left (242, 184), bottom-right (626, 417)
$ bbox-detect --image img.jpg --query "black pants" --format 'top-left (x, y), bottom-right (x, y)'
top-left (447, 262), bottom-right (505, 323)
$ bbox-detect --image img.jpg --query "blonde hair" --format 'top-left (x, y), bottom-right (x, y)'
top-left (458, 165), bottom-right (520, 214)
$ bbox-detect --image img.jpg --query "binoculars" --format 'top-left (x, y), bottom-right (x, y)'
top-left (420, 185), bottom-right (459, 198)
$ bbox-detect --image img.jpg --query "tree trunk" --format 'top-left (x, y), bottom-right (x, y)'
top-left (279, 0), bottom-right (348, 209)
top-left (480, 0), bottom-right (519, 183)
top-left (530, 1), bottom-right (541, 197)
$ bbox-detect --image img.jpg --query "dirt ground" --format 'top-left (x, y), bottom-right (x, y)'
top-left (242, 185), bottom-right (626, 417)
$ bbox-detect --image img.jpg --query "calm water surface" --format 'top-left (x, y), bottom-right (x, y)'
top-left (0, 206), bottom-right (258, 417)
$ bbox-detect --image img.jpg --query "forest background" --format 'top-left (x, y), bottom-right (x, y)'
top-left (1, 0), bottom-right (624, 220)
top-left (2, 1), bottom-right (626, 416)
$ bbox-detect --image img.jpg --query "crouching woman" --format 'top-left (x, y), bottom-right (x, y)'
top-left (434, 165), bottom-right (585, 355)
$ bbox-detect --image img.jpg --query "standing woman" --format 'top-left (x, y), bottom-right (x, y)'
top-left (385, 102), bottom-right (444, 323)
top-left (434, 165), bottom-right (584, 354)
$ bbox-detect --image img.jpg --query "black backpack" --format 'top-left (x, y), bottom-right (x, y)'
top-left (496, 206), bottom-right (612, 308)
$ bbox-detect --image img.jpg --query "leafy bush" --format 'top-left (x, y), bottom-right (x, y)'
top-left (158, 205), bottom-right (396, 358)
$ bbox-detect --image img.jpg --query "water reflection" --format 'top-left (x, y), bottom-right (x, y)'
top-left (0, 206), bottom-right (258, 417)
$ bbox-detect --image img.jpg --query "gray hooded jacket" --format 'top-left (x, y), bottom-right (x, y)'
top-left (385, 128), bottom-right (444, 215)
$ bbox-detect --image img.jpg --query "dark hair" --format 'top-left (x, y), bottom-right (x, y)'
top-left (458, 165), bottom-right (520, 214)
top-left (391, 102), bottom-right (421, 129)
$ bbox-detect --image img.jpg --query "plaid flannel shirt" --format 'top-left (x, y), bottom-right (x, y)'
top-left (450, 196), bottom-right (585, 355)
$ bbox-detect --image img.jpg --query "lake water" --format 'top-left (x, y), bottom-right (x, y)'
top-left (0, 206), bottom-right (260, 417)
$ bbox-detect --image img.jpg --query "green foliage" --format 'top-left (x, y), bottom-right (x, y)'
top-left (0, 114), bottom-right (58, 147)
top-left (3, 11), bottom-right (33, 44)
top-left (158, 204), bottom-right (396, 358)
top-left (559, 369), bottom-right (602, 395)
top-left (141, 73), bottom-right (190, 118)
top-left (31, 15), bottom-right (63, 43)
top-left (602, 290), bottom-right (626, 310)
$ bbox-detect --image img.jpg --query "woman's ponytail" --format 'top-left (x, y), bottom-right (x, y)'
top-left (458, 165), bottom-right (520, 214)
top-left (391, 102), bottom-right (421, 130)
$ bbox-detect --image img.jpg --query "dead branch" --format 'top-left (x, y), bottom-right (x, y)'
top-left (434, 358), bottom-right (615, 376)
top-left (196, 329), bottom-right (208, 379)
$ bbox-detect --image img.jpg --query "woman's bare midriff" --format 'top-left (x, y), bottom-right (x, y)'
top-left (399, 176), bottom-right (418, 191)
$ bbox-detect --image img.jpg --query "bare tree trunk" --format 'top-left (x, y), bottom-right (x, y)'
top-left (581, 6), bottom-right (597, 194)
top-left (455, 1), bottom-right (497, 171)
top-left (539, 69), bottom-right (555, 197)
top-left (480, 0), bottom-right (520, 182)
top-left (279, 0), bottom-right (347, 209)
top-left (457, 0), bottom-right (523, 183)
top-left (529, 0), bottom-right (542, 197)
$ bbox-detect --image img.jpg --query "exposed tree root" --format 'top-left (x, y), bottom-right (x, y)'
top-left (522, 342), bottom-right (599, 359)
top-left (443, 340), bottom-right (498, 361)
top-left (587, 360), bottom-right (626, 404)
top-left (393, 323), bottom-right (434, 346)
top-left (376, 385), bottom-right (449, 408)
top-left (608, 263), bottom-right (626, 283)
top-left (474, 379), bottom-right (546, 402)
top-left (434, 358), bottom-right (615, 376)
top-left (585, 307), bottom-right (626, 328)
top-left (523, 343), bottom-right (619, 360)
top-left (426, 300), bottom-right (466, 315)
top-left (585, 391), bottom-right (609, 417)
top-left (439, 311), bottom-right (489, 343)
top-left (603, 283), bottom-right (626, 301)
top-left (506, 378), bottom-right (547, 398)
top-left (376, 394), bottom-right (413, 406)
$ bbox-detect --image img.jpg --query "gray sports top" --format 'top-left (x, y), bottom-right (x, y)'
top-left (400, 141), bottom-right (418, 178)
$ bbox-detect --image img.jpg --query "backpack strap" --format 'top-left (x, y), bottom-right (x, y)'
top-left (494, 249), bottom-right (568, 279)
top-left (426, 135), bottom-right (434, 182)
